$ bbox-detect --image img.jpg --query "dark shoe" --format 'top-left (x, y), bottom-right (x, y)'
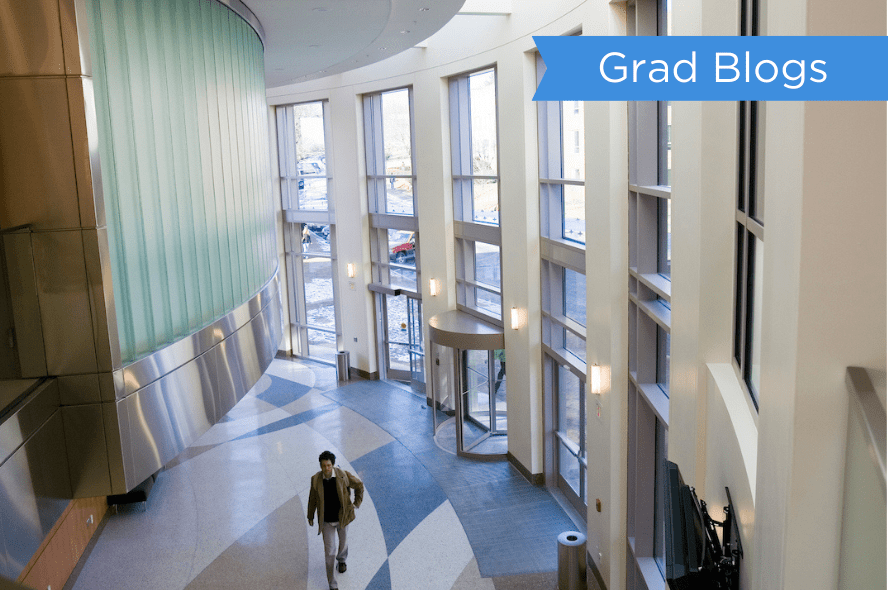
top-left (338, 562), bottom-right (347, 573)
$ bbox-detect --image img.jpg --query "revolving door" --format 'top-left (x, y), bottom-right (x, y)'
top-left (429, 311), bottom-right (507, 459)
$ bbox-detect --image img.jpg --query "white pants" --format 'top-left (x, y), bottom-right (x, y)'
top-left (321, 521), bottom-right (348, 589)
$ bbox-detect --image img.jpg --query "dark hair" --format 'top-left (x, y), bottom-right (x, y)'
top-left (319, 450), bottom-right (336, 465)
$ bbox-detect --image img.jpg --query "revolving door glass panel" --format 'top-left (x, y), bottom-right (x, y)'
top-left (459, 349), bottom-right (507, 455)
top-left (430, 346), bottom-right (507, 458)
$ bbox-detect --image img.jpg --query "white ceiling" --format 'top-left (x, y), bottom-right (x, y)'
top-left (241, 0), bottom-right (466, 89)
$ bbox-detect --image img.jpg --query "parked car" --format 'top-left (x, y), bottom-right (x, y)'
top-left (298, 159), bottom-right (325, 175)
top-left (389, 232), bottom-right (415, 264)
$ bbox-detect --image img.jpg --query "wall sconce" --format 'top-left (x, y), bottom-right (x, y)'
top-left (590, 363), bottom-right (602, 395)
top-left (346, 263), bottom-right (356, 278)
top-left (429, 278), bottom-right (440, 297)
top-left (511, 306), bottom-right (521, 330)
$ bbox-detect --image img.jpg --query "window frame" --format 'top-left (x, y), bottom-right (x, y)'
top-left (626, 0), bottom-right (671, 587)
top-left (363, 87), bottom-right (422, 295)
top-left (276, 99), bottom-right (341, 364)
top-left (733, 0), bottom-right (764, 410)
top-left (449, 66), bottom-right (504, 325)
top-left (536, 51), bottom-right (587, 247)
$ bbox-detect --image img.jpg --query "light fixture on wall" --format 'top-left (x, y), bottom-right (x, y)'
top-left (590, 363), bottom-right (602, 395)
top-left (346, 263), bottom-right (356, 278)
top-left (511, 306), bottom-right (521, 330)
top-left (429, 278), bottom-right (440, 297)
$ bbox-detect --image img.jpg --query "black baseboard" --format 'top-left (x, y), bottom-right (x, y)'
top-left (350, 367), bottom-right (378, 380)
top-left (588, 550), bottom-right (607, 590)
top-left (506, 452), bottom-right (544, 486)
top-left (107, 472), bottom-right (157, 505)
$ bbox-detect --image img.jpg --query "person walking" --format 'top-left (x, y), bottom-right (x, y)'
top-left (307, 450), bottom-right (364, 590)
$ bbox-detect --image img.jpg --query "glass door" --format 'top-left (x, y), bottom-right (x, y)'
top-left (379, 293), bottom-right (425, 392)
top-left (457, 349), bottom-right (507, 456)
top-left (408, 298), bottom-right (425, 391)
top-left (554, 362), bottom-right (587, 512)
top-left (430, 342), bottom-right (508, 458)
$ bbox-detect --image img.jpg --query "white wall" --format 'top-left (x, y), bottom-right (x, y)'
top-left (266, 0), bottom-right (591, 480)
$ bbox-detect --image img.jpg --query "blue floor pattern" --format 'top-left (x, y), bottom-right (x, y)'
top-left (318, 378), bottom-right (578, 578)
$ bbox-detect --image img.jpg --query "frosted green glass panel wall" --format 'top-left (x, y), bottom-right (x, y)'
top-left (87, 0), bottom-right (276, 363)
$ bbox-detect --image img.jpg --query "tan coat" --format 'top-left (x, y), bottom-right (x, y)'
top-left (306, 467), bottom-right (364, 535)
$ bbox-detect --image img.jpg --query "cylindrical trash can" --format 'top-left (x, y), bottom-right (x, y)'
top-left (557, 531), bottom-right (587, 590)
top-left (335, 351), bottom-right (350, 381)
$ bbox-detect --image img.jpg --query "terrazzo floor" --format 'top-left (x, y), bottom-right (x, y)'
top-left (66, 358), bottom-right (581, 590)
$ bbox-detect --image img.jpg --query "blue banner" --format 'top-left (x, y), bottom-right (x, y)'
top-left (533, 36), bottom-right (888, 101)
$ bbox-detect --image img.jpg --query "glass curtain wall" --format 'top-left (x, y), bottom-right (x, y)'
top-left (449, 67), bottom-right (503, 324)
top-left (363, 88), bottom-right (425, 388)
top-left (537, 48), bottom-right (589, 514)
top-left (276, 101), bottom-right (340, 362)
top-left (626, 0), bottom-right (672, 587)
top-left (87, 0), bottom-right (276, 363)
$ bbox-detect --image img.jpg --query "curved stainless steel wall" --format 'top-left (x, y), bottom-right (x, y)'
top-left (71, 272), bottom-right (284, 496)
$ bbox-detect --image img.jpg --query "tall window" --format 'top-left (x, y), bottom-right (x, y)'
top-left (364, 88), bottom-right (420, 292)
top-left (537, 52), bottom-right (585, 245)
top-left (450, 67), bottom-right (503, 322)
top-left (364, 88), bottom-right (425, 388)
top-left (734, 0), bottom-right (763, 408)
top-left (276, 100), bottom-right (340, 362)
top-left (538, 45), bottom-right (588, 514)
top-left (626, 0), bottom-right (671, 587)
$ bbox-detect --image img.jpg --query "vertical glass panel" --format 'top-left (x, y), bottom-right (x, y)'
top-left (658, 198), bottom-right (672, 277)
top-left (387, 229), bottom-right (416, 268)
top-left (408, 298), bottom-right (425, 384)
top-left (476, 290), bottom-right (502, 318)
top-left (563, 184), bottom-right (585, 244)
top-left (464, 349), bottom-right (491, 431)
top-left (563, 268), bottom-right (586, 326)
top-left (559, 441), bottom-right (581, 496)
top-left (292, 102), bottom-right (326, 171)
top-left (382, 89), bottom-right (412, 176)
top-left (653, 419), bottom-right (668, 573)
top-left (303, 256), bottom-right (335, 330)
top-left (493, 349), bottom-right (507, 431)
top-left (472, 179), bottom-right (499, 225)
top-left (474, 243), bottom-right (500, 289)
top-left (392, 269), bottom-right (417, 292)
top-left (385, 294), bottom-right (410, 372)
top-left (307, 328), bottom-right (336, 362)
top-left (562, 101), bottom-right (584, 180)
top-left (666, 101), bottom-right (673, 186)
top-left (469, 69), bottom-right (497, 176)
top-left (565, 330), bottom-right (587, 363)
top-left (558, 365), bottom-right (581, 445)
top-left (388, 343), bottom-right (411, 372)
top-left (301, 223), bottom-right (331, 254)
top-left (749, 236), bottom-right (764, 398)
top-left (385, 177), bottom-right (414, 215)
top-left (299, 178), bottom-right (328, 210)
top-left (733, 223), bottom-right (746, 364)
top-left (657, 327), bottom-right (670, 394)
